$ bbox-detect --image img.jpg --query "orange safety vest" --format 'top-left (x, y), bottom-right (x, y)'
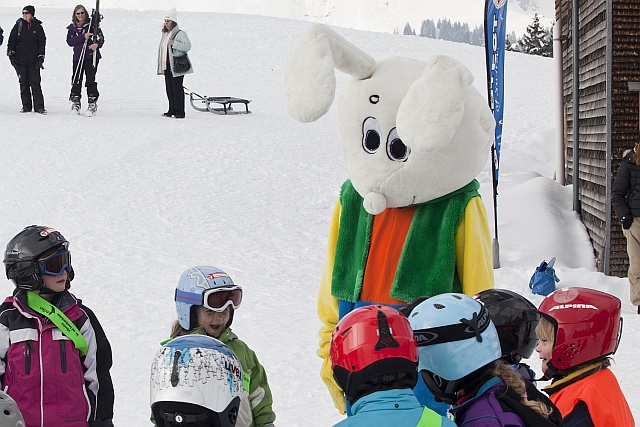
top-left (549, 368), bottom-right (634, 427)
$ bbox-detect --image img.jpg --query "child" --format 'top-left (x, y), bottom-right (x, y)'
top-left (475, 289), bottom-right (564, 425)
top-left (0, 225), bottom-right (115, 427)
top-left (169, 266), bottom-right (275, 427)
top-left (407, 293), bottom-right (560, 427)
top-left (535, 287), bottom-right (634, 427)
top-left (475, 289), bottom-right (540, 382)
top-left (151, 334), bottom-right (244, 427)
top-left (330, 305), bottom-right (455, 427)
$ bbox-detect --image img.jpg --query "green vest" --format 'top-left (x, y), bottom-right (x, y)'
top-left (331, 179), bottom-right (480, 303)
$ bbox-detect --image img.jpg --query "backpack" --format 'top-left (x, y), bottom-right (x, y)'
top-left (528, 257), bottom-right (559, 297)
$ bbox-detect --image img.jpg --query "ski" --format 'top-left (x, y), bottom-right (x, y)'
top-left (90, 0), bottom-right (101, 68)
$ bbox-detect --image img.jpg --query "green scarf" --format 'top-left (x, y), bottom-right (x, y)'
top-left (331, 180), bottom-right (480, 303)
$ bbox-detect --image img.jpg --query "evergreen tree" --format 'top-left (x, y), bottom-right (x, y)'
top-left (403, 22), bottom-right (413, 36)
top-left (460, 22), bottom-right (471, 44)
top-left (541, 26), bottom-right (554, 57)
top-left (420, 19), bottom-right (436, 38)
top-left (438, 18), bottom-right (453, 41)
top-left (518, 13), bottom-right (549, 56)
top-left (506, 31), bottom-right (518, 51)
top-left (470, 25), bottom-right (484, 46)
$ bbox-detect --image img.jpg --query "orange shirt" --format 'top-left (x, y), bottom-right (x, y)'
top-left (360, 206), bottom-right (417, 305)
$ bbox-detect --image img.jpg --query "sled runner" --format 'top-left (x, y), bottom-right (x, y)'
top-left (184, 87), bottom-right (251, 115)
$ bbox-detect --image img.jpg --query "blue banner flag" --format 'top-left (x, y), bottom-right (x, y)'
top-left (484, 0), bottom-right (508, 183)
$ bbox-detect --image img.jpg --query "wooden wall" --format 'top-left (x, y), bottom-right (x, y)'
top-left (556, 0), bottom-right (640, 276)
top-left (556, 0), bottom-right (609, 271)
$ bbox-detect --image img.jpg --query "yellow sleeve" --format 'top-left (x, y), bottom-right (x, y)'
top-left (455, 196), bottom-right (495, 296)
top-left (316, 200), bottom-right (346, 414)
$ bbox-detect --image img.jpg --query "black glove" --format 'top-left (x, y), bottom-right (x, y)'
top-left (36, 54), bottom-right (44, 69)
top-left (622, 215), bottom-right (633, 230)
top-left (8, 51), bottom-right (17, 67)
top-left (90, 420), bottom-right (114, 427)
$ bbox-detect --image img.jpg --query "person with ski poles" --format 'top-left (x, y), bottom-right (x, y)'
top-left (67, 4), bottom-right (104, 116)
top-left (0, 225), bottom-right (115, 427)
top-left (6, 5), bottom-right (46, 114)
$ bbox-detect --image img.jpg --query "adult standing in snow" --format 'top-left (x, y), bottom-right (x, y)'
top-left (67, 4), bottom-right (104, 115)
top-left (157, 8), bottom-right (192, 119)
top-left (612, 133), bottom-right (640, 314)
top-left (6, 5), bottom-right (46, 114)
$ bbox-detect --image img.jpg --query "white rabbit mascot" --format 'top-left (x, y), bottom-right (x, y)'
top-left (285, 24), bottom-right (495, 415)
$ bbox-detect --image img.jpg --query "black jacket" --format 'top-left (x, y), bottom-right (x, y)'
top-left (7, 17), bottom-right (46, 66)
top-left (612, 149), bottom-right (640, 220)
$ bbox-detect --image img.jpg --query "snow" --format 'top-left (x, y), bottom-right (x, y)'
top-left (0, 6), bottom-right (636, 427)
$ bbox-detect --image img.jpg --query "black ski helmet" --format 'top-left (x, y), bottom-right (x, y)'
top-left (474, 289), bottom-right (540, 362)
top-left (3, 225), bottom-right (74, 291)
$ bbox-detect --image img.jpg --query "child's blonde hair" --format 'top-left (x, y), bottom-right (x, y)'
top-left (493, 360), bottom-right (554, 418)
top-left (170, 320), bottom-right (188, 338)
top-left (535, 316), bottom-right (555, 344)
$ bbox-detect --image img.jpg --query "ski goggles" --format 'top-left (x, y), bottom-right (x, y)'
top-left (202, 286), bottom-right (243, 312)
top-left (175, 286), bottom-right (242, 312)
top-left (37, 249), bottom-right (72, 276)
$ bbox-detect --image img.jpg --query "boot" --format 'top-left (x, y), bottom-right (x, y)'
top-left (70, 95), bottom-right (81, 115)
top-left (86, 97), bottom-right (98, 117)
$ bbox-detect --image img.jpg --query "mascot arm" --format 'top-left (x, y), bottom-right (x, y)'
top-left (455, 197), bottom-right (494, 296)
top-left (317, 200), bottom-right (347, 414)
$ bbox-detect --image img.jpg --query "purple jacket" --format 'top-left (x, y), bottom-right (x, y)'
top-left (0, 291), bottom-right (101, 427)
top-left (453, 378), bottom-right (526, 427)
top-left (66, 19), bottom-right (104, 62)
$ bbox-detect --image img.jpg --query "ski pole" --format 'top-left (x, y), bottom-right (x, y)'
top-left (72, 40), bottom-right (88, 86)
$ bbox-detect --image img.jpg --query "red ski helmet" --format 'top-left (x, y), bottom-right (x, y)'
top-left (538, 287), bottom-right (622, 372)
top-left (330, 305), bottom-right (418, 403)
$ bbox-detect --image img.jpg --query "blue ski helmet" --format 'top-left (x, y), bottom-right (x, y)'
top-left (175, 266), bottom-right (240, 330)
top-left (407, 293), bottom-right (501, 380)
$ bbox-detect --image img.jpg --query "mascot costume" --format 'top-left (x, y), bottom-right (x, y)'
top-left (285, 24), bottom-right (495, 415)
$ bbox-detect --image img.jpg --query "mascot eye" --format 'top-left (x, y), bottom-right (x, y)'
top-left (386, 128), bottom-right (410, 162)
top-left (362, 117), bottom-right (381, 154)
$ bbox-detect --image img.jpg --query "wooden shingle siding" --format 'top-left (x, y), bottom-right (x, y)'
top-left (554, 0), bottom-right (640, 275)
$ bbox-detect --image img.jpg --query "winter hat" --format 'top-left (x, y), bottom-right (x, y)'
top-left (164, 7), bottom-right (177, 23)
top-left (23, 5), bottom-right (35, 16)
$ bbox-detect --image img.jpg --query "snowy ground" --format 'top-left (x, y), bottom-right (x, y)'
top-left (0, 7), bottom-right (636, 426)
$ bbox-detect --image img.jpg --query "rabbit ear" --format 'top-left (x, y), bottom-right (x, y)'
top-left (285, 24), bottom-right (376, 123)
top-left (396, 55), bottom-right (474, 149)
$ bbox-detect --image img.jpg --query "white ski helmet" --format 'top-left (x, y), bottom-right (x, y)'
top-left (150, 335), bottom-right (243, 427)
top-left (0, 390), bottom-right (25, 427)
top-left (174, 266), bottom-right (242, 330)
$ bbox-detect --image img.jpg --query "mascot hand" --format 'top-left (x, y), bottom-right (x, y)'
top-left (320, 357), bottom-right (346, 414)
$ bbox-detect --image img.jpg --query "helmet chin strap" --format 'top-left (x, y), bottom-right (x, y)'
top-left (534, 361), bottom-right (558, 382)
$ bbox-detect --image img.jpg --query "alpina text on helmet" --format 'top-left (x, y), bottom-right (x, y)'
top-left (549, 303), bottom-right (598, 311)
